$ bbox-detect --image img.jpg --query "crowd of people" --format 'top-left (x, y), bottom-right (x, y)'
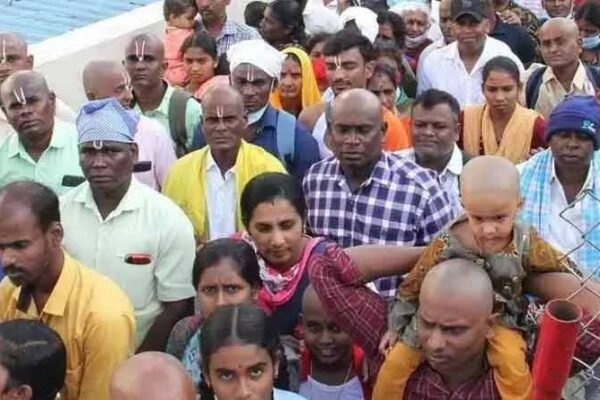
top-left (1, 0), bottom-right (600, 398)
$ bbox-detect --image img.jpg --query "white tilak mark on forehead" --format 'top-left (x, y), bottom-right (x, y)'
top-left (217, 106), bottom-right (224, 119)
top-left (13, 87), bottom-right (26, 105)
top-left (246, 66), bottom-right (255, 82)
top-left (135, 40), bottom-right (146, 62)
top-left (335, 56), bottom-right (342, 70)
top-left (93, 141), bottom-right (104, 150)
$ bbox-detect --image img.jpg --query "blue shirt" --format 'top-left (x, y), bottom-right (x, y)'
top-left (192, 105), bottom-right (321, 180)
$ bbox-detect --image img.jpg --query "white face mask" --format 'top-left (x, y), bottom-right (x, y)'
top-left (405, 32), bottom-right (430, 48)
top-left (247, 105), bottom-right (269, 126)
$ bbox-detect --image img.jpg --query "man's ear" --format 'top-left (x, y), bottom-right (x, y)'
top-left (517, 196), bottom-right (524, 211)
top-left (12, 384), bottom-right (33, 400)
top-left (484, 312), bottom-right (500, 341)
top-left (454, 123), bottom-right (461, 142)
top-left (48, 221), bottom-right (64, 250)
top-left (325, 123), bottom-right (333, 150)
top-left (365, 60), bottom-right (376, 81)
top-left (27, 55), bottom-right (34, 70)
top-left (131, 142), bottom-right (139, 163)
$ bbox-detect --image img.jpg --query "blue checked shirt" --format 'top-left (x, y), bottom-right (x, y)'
top-left (196, 19), bottom-right (260, 56)
top-left (303, 152), bottom-right (455, 298)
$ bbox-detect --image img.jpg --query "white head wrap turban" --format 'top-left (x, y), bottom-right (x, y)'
top-left (304, 0), bottom-right (342, 35)
top-left (227, 39), bottom-right (286, 79)
top-left (339, 6), bottom-right (379, 43)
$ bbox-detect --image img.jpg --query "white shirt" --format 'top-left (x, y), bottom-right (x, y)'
top-left (274, 388), bottom-right (308, 400)
top-left (205, 152), bottom-right (237, 240)
top-left (299, 376), bottom-right (363, 400)
top-left (396, 143), bottom-right (464, 216)
top-left (313, 112), bottom-right (333, 159)
top-left (418, 37), bottom-right (525, 108)
top-left (59, 179), bottom-right (196, 345)
top-left (546, 163), bottom-right (591, 265)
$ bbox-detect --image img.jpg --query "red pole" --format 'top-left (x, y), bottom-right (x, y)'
top-left (532, 299), bottom-right (583, 400)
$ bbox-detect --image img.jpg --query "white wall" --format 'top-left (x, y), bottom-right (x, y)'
top-left (29, 0), bottom-right (260, 112)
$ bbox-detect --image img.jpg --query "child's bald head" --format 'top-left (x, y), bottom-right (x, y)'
top-left (460, 156), bottom-right (520, 199)
top-left (460, 156), bottom-right (522, 254)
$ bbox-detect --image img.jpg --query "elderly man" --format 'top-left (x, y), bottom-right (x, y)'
top-left (195, 0), bottom-right (260, 56)
top-left (124, 33), bottom-right (202, 157)
top-left (82, 60), bottom-right (176, 190)
top-left (397, 89), bottom-right (466, 215)
top-left (418, 0), bottom-right (524, 108)
top-left (0, 320), bottom-right (67, 400)
top-left (300, 29), bottom-right (411, 158)
top-left (163, 85), bottom-right (285, 242)
top-left (303, 88), bottom-right (453, 298)
top-left (192, 39), bottom-right (320, 180)
top-left (526, 18), bottom-right (599, 117)
top-left (110, 352), bottom-right (196, 400)
top-left (0, 71), bottom-right (82, 194)
top-left (59, 98), bottom-right (196, 351)
top-left (519, 95), bottom-right (600, 276)
top-left (0, 32), bottom-right (75, 139)
top-left (0, 181), bottom-right (135, 400)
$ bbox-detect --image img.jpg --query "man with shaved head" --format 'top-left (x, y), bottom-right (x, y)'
top-left (0, 70), bottom-right (82, 194)
top-left (124, 33), bottom-right (202, 157)
top-left (0, 32), bottom-right (75, 139)
top-left (110, 352), bottom-right (195, 400)
top-left (163, 85), bottom-right (285, 242)
top-left (527, 18), bottom-right (599, 117)
top-left (0, 181), bottom-right (135, 400)
top-left (82, 60), bottom-right (176, 190)
top-left (303, 88), bottom-right (453, 298)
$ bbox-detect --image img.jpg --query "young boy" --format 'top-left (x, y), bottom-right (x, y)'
top-left (300, 285), bottom-right (369, 400)
top-left (374, 155), bottom-right (579, 400)
top-left (163, 0), bottom-right (197, 86)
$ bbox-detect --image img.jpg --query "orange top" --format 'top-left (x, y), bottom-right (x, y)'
top-left (383, 109), bottom-right (412, 151)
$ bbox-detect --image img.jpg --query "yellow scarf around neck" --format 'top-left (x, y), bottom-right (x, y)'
top-left (463, 103), bottom-right (540, 164)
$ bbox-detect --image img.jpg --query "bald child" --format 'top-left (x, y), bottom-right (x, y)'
top-left (300, 285), bottom-right (366, 400)
top-left (374, 155), bottom-right (577, 400)
top-left (110, 352), bottom-right (196, 400)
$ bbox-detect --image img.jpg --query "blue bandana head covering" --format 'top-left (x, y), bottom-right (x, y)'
top-left (546, 95), bottom-right (600, 150)
top-left (76, 98), bottom-right (139, 144)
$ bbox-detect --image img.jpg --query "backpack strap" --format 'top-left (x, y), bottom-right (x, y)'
top-left (275, 109), bottom-right (297, 168)
top-left (168, 89), bottom-right (194, 157)
top-left (525, 66), bottom-right (547, 110)
top-left (585, 65), bottom-right (600, 92)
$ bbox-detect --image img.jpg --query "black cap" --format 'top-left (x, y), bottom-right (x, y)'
top-left (451, 0), bottom-right (489, 21)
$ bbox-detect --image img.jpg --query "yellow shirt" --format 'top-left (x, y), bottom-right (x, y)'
top-left (534, 62), bottom-right (597, 118)
top-left (0, 252), bottom-right (135, 400)
top-left (163, 140), bottom-right (286, 240)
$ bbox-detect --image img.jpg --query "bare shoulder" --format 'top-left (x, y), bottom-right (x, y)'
top-left (299, 102), bottom-right (326, 132)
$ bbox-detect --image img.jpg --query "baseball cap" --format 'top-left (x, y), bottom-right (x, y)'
top-left (451, 0), bottom-right (490, 21)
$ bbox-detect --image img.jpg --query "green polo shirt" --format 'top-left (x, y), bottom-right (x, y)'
top-left (134, 84), bottom-right (202, 148)
top-left (0, 119), bottom-right (83, 195)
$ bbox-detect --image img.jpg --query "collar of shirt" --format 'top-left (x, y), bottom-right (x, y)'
top-left (550, 156), bottom-right (594, 194)
top-left (14, 251), bottom-right (77, 316)
top-left (6, 119), bottom-right (70, 159)
top-left (73, 179), bottom-right (146, 221)
top-left (206, 150), bottom-right (236, 177)
top-left (331, 153), bottom-right (393, 190)
top-left (445, 38), bottom-right (496, 73)
top-left (543, 61), bottom-right (589, 91)
top-left (255, 105), bottom-right (278, 134)
top-left (396, 144), bottom-right (463, 179)
top-left (134, 82), bottom-right (174, 119)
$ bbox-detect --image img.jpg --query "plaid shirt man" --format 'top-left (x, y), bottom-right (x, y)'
top-left (303, 152), bottom-right (454, 298)
top-left (196, 18), bottom-right (260, 56)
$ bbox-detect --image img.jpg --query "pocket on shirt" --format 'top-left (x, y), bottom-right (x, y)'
top-left (115, 255), bottom-right (156, 310)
